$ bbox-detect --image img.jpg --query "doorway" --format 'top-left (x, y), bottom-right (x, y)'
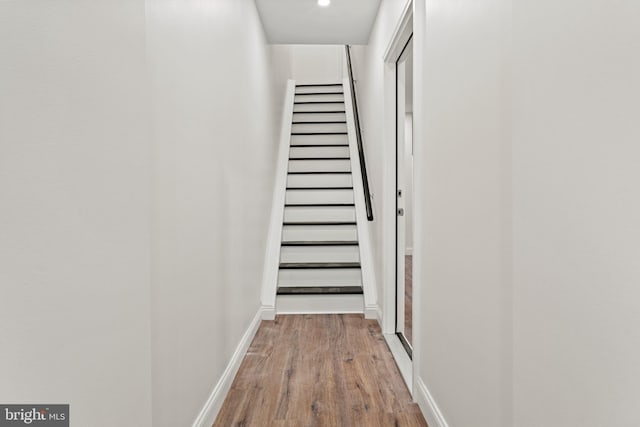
top-left (395, 36), bottom-right (414, 358)
top-left (379, 0), bottom-right (414, 391)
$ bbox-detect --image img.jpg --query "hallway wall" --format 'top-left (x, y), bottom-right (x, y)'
top-left (511, 0), bottom-right (640, 425)
top-left (1, 1), bottom-right (291, 426)
top-left (0, 1), bottom-right (153, 426)
top-left (145, 1), bottom-right (291, 426)
top-left (355, 0), bottom-right (640, 426)
top-left (287, 45), bottom-right (344, 84)
top-left (415, 0), bottom-right (512, 425)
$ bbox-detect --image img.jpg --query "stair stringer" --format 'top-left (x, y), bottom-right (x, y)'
top-left (260, 79), bottom-right (296, 320)
top-left (342, 78), bottom-right (379, 319)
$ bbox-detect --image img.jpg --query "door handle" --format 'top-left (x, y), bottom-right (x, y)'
top-left (398, 208), bottom-right (404, 216)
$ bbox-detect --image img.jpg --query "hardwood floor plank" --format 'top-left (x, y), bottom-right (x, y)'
top-left (213, 314), bottom-right (427, 427)
top-left (405, 255), bottom-right (413, 345)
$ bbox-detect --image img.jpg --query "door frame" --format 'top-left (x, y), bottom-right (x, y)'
top-left (380, 0), bottom-right (416, 392)
top-left (395, 35), bottom-right (414, 359)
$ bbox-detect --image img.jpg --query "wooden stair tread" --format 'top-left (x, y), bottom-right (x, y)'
top-left (283, 221), bottom-right (357, 226)
top-left (279, 262), bottom-right (361, 269)
top-left (281, 240), bottom-right (358, 246)
top-left (277, 286), bottom-right (363, 295)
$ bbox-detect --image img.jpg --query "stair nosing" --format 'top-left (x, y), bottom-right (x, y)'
top-left (288, 171), bottom-right (351, 175)
top-left (289, 157), bottom-right (350, 161)
top-left (291, 132), bottom-right (348, 135)
top-left (283, 221), bottom-right (357, 226)
top-left (294, 92), bottom-right (344, 96)
top-left (281, 240), bottom-right (359, 246)
top-left (284, 203), bottom-right (355, 207)
top-left (294, 102), bottom-right (345, 105)
top-left (290, 144), bottom-right (349, 147)
top-left (279, 262), bottom-right (361, 269)
top-left (286, 186), bottom-right (353, 190)
top-left (292, 111), bottom-right (346, 114)
top-left (277, 286), bottom-right (363, 295)
top-left (296, 83), bottom-right (343, 87)
top-left (292, 121), bottom-right (347, 124)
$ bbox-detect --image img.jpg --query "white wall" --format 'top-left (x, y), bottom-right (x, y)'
top-left (356, 0), bottom-right (510, 425)
top-left (417, 0), bottom-right (512, 425)
top-left (0, 1), bottom-right (153, 426)
top-left (357, 0), bottom-right (640, 426)
top-left (272, 45), bottom-right (295, 97)
top-left (511, 0), bottom-right (640, 425)
top-left (287, 45), bottom-right (343, 84)
top-left (0, 1), bottom-right (290, 426)
top-left (145, 1), bottom-right (290, 426)
top-left (349, 0), bottom-right (409, 324)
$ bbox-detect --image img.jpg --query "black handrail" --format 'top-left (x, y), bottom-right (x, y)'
top-left (344, 45), bottom-right (374, 221)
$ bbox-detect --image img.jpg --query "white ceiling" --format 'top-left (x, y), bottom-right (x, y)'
top-left (255, 0), bottom-right (382, 45)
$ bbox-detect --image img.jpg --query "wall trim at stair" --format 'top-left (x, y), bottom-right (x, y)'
top-left (343, 77), bottom-right (379, 320)
top-left (261, 80), bottom-right (296, 311)
top-left (261, 306), bottom-right (276, 320)
top-left (191, 307), bottom-right (264, 427)
top-left (364, 304), bottom-right (379, 319)
top-left (415, 376), bottom-right (450, 427)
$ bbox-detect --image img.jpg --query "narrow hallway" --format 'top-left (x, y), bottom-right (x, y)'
top-left (214, 315), bottom-right (427, 427)
top-left (3, 0), bottom-right (639, 426)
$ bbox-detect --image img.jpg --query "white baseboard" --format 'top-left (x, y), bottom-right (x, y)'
top-left (364, 304), bottom-right (379, 319)
top-left (343, 77), bottom-right (379, 318)
top-left (191, 307), bottom-right (265, 427)
top-left (415, 376), bottom-right (450, 427)
top-left (261, 306), bottom-right (276, 320)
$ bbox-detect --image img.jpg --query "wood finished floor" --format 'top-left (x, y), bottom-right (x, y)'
top-left (405, 255), bottom-right (413, 345)
top-left (213, 314), bottom-right (427, 427)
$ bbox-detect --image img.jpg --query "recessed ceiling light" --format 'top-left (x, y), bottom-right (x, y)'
top-left (318, 0), bottom-right (330, 7)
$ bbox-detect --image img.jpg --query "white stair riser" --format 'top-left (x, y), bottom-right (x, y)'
top-left (291, 134), bottom-right (348, 145)
top-left (293, 112), bottom-right (346, 122)
top-left (278, 268), bottom-right (362, 287)
top-left (291, 123), bottom-right (347, 133)
top-left (295, 93), bottom-right (344, 103)
top-left (290, 146), bottom-right (349, 158)
top-left (282, 225), bottom-right (358, 241)
top-left (280, 245), bottom-right (360, 263)
top-left (284, 206), bottom-right (356, 222)
top-left (295, 85), bottom-right (343, 94)
top-left (285, 189), bottom-right (354, 204)
top-left (294, 102), bottom-right (344, 113)
top-left (276, 294), bottom-right (364, 314)
top-left (287, 173), bottom-right (352, 188)
top-left (288, 159), bottom-right (350, 173)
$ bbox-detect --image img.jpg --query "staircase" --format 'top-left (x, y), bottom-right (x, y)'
top-left (276, 83), bottom-right (364, 313)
